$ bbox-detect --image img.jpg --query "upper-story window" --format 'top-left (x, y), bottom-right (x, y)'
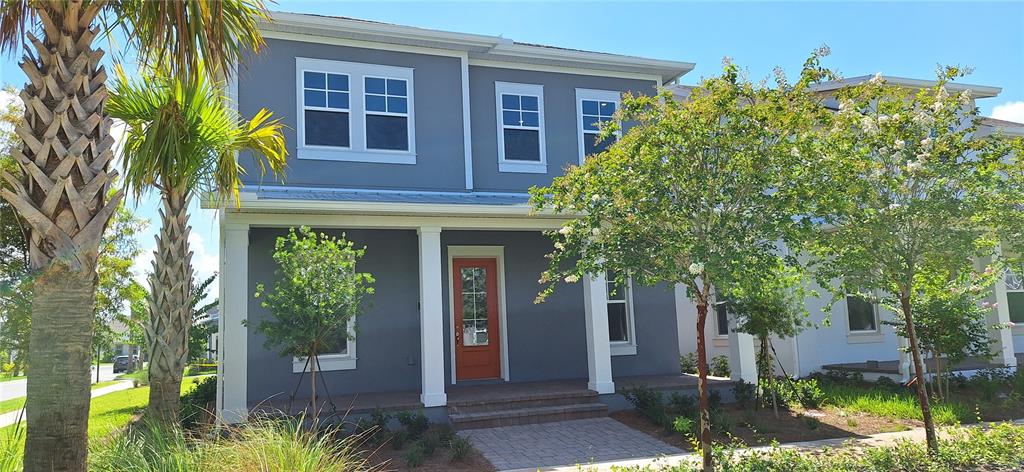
top-left (576, 89), bottom-right (620, 164)
top-left (296, 58), bottom-right (416, 164)
top-left (495, 82), bottom-right (546, 174)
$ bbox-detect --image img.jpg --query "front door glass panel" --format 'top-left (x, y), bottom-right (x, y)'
top-left (460, 267), bottom-right (489, 346)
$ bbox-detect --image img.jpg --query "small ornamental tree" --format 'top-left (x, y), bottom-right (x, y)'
top-left (251, 226), bottom-right (374, 422)
top-left (809, 68), bottom-right (1024, 453)
top-left (531, 53), bottom-right (832, 472)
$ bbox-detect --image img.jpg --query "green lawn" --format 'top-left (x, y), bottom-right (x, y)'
top-left (820, 380), bottom-right (971, 425)
top-left (0, 380), bottom-right (129, 415)
top-left (0, 376), bottom-right (25, 384)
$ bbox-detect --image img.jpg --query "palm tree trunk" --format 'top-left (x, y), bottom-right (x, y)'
top-left (145, 190), bottom-right (194, 423)
top-left (23, 267), bottom-right (96, 471)
top-left (900, 293), bottom-right (938, 453)
top-left (0, 3), bottom-right (122, 470)
top-left (694, 301), bottom-right (713, 472)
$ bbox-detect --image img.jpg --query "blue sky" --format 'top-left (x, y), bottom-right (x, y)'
top-left (2, 1), bottom-right (1023, 297)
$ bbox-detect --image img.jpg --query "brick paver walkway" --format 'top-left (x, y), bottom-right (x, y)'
top-left (459, 417), bottom-right (684, 471)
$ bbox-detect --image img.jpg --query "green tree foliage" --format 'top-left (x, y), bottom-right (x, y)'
top-left (250, 227), bottom-right (375, 422)
top-left (93, 201), bottom-right (147, 378)
top-left (0, 86), bottom-right (28, 375)
top-left (809, 68), bottom-right (1024, 453)
top-left (530, 52), bottom-right (833, 471)
top-left (188, 274), bottom-right (219, 363)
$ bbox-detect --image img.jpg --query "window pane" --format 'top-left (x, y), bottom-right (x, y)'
top-left (520, 95), bottom-right (538, 111)
top-left (503, 128), bottom-right (540, 161)
top-left (1008, 292), bottom-right (1024, 323)
top-left (304, 89), bottom-right (326, 108)
top-left (304, 110), bottom-right (349, 147)
top-left (365, 94), bottom-right (386, 112)
top-left (520, 111), bottom-right (539, 127)
top-left (386, 78), bottom-right (407, 96)
top-left (606, 280), bottom-right (626, 301)
top-left (599, 101), bottom-right (616, 116)
top-left (582, 100), bottom-right (599, 115)
top-left (501, 94), bottom-right (520, 110)
top-left (387, 97), bottom-right (408, 114)
top-left (304, 71), bottom-right (325, 89)
top-left (582, 115), bottom-right (600, 131)
top-left (366, 115), bottom-right (409, 151)
top-left (365, 77), bottom-right (386, 94)
top-left (503, 110), bottom-right (521, 126)
top-left (327, 91), bottom-right (349, 109)
top-left (608, 303), bottom-right (629, 342)
top-left (585, 133), bottom-right (614, 156)
top-left (716, 304), bottom-right (729, 335)
top-left (847, 296), bottom-right (876, 331)
top-left (327, 73), bottom-right (348, 91)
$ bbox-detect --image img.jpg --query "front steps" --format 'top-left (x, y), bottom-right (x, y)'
top-left (447, 389), bottom-right (608, 429)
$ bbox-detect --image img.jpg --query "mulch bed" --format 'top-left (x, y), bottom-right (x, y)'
top-left (361, 427), bottom-right (495, 472)
top-left (611, 404), bottom-right (921, 451)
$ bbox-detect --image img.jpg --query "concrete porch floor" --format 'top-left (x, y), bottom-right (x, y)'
top-left (823, 352), bottom-right (1023, 375)
top-left (252, 374), bottom-right (734, 416)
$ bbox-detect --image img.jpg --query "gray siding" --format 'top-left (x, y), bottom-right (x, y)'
top-left (247, 228), bottom-right (680, 402)
top-left (468, 66), bottom-right (657, 193)
top-left (236, 38), bottom-right (466, 192)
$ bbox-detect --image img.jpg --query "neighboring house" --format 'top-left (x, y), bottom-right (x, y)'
top-left (194, 307), bottom-right (220, 363)
top-left (672, 77), bottom-right (1024, 382)
top-left (215, 12), bottom-right (710, 425)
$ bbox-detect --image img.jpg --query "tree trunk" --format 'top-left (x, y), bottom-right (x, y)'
top-left (310, 350), bottom-right (318, 425)
top-left (23, 266), bottom-right (96, 471)
top-left (0, 3), bottom-right (123, 470)
top-left (900, 293), bottom-right (938, 454)
top-left (145, 190), bottom-right (194, 423)
top-left (694, 302), bottom-right (713, 472)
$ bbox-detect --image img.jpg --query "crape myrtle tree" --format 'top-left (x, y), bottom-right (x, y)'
top-left (809, 67), bottom-right (1024, 454)
top-left (530, 53), bottom-right (833, 471)
top-left (108, 64), bottom-right (287, 423)
top-left (723, 261), bottom-right (810, 412)
top-left (0, 1), bottom-right (271, 468)
top-left (250, 226), bottom-right (375, 424)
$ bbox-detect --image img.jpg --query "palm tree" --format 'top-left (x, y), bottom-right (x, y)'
top-left (107, 64), bottom-right (286, 423)
top-left (0, 1), bottom-right (269, 469)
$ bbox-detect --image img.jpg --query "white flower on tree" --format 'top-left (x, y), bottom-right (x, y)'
top-left (688, 262), bottom-right (705, 275)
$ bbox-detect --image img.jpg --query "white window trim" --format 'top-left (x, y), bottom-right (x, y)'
top-left (575, 88), bottom-right (621, 165)
top-left (495, 81), bottom-right (546, 173)
top-left (845, 295), bottom-right (884, 343)
top-left (607, 273), bottom-right (638, 356)
top-left (1002, 267), bottom-right (1024, 334)
top-left (296, 57), bottom-right (416, 164)
top-left (291, 319), bottom-right (357, 373)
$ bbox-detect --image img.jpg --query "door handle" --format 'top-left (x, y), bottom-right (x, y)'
top-left (455, 328), bottom-right (462, 346)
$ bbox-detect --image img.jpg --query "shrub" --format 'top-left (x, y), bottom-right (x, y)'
top-left (679, 353), bottom-right (699, 374)
top-left (449, 436), bottom-right (473, 462)
top-left (404, 443), bottom-right (425, 468)
top-left (731, 380), bottom-right (756, 407)
top-left (672, 416), bottom-right (697, 437)
top-left (434, 424), bottom-right (456, 446)
top-left (395, 410), bottom-right (430, 440)
top-left (624, 385), bottom-right (666, 419)
top-left (184, 363), bottom-right (218, 376)
top-left (790, 379), bottom-right (825, 409)
top-left (179, 375), bottom-right (218, 429)
top-left (710, 356), bottom-right (730, 378)
top-left (390, 429), bottom-right (408, 450)
top-left (710, 408), bottom-right (735, 434)
top-left (874, 376), bottom-right (899, 391)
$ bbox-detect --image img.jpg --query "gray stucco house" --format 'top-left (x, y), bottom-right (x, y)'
top-left (215, 12), bottom-right (707, 426)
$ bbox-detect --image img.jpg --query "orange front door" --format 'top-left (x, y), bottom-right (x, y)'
top-left (453, 258), bottom-right (501, 380)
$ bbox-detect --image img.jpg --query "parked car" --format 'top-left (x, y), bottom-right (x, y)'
top-left (113, 355), bottom-right (138, 373)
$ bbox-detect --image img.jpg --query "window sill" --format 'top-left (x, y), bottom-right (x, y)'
top-left (610, 343), bottom-right (637, 356)
top-left (847, 332), bottom-right (885, 344)
top-left (298, 147), bottom-right (416, 164)
top-left (292, 354), bottom-right (357, 373)
top-left (712, 337), bottom-right (729, 348)
top-left (498, 161), bottom-right (547, 174)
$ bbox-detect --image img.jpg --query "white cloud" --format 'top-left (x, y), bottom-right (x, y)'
top-left (991, 101), bottom-right (1024, 124)
top-left (130, 230), bottom-right (219, 303)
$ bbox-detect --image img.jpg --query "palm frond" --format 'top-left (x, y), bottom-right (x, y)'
top-left (0, 0), bottom-right (31, 56)
top-left (113, 0), bottom-right (270, 79)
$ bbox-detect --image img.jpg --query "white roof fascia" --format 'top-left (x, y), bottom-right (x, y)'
top-left (811, 75), bottom-right (1002, 98)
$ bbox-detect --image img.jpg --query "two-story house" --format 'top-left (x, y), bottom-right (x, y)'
top-left (215, 12), bottom-right (705, 426)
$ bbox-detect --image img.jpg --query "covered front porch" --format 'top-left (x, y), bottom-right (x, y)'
top-left (216, 193), bottom-right (690, 423)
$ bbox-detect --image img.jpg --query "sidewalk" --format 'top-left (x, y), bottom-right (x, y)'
top-left (0, 380), bottom-right (135, 429)
top-left (507, 418), bottom-right (1024, 472)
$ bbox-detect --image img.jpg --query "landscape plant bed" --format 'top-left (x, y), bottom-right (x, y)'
top-left (363, 427), bottom-right (495, 472)
top-left (611, 404), bottom-right (919, 450)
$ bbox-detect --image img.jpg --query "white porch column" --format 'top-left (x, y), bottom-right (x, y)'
top-left (218, 221), bottom-right (249, 423)
top-left (993, 264), bottom-right (1019, 369)
top-left (583, 273), bottom-right (615, 394)
top-left (418, 226), bottom-right (447, 407)
top-left (727, 319), bottom-right (758, 384)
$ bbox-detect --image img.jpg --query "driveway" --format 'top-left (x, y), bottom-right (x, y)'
top-left (0, 364), bottom-right (117, 402)
top-left (459, 417), bottom-right (684, 471)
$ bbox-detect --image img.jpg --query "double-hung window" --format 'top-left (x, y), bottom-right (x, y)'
top-left (495, 82), bottom-right (546, 173)
top-left (297, 58), bottom-right (415, 164)
top-left (292, 318), bottom-right (357, 373)
top-left (576, 89), bottom-right (620, 163)
top-left (606, 271), bottom-right (637, 355)
top-left (846, 295), bottom-right (879, 332)
top-left (714, 302), bottom-right (730, 337)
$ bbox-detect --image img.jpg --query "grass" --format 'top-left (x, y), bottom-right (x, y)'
top-left (116, 369), bottom-right (149, 384)
top-left (818, 380), bottom-right (971, 425)
top-left (0, 380), bottom-right (131, 415)
top-left (0, 376), bottom-right (25, 384)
